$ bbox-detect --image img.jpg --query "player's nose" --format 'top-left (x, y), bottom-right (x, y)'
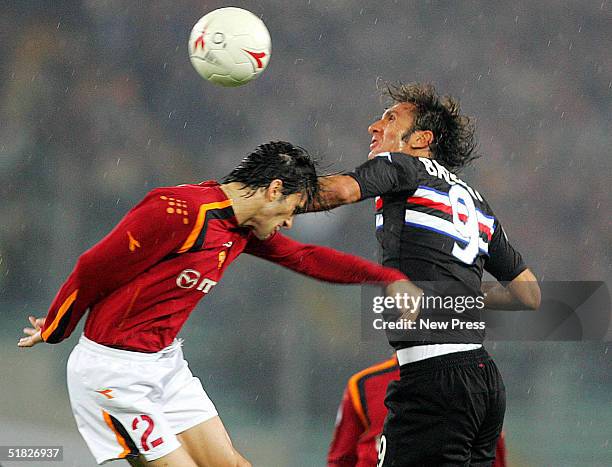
top-left (368, 119), bottom-right (382, 135)
top-left (283, 217), bottom-right (294, 229)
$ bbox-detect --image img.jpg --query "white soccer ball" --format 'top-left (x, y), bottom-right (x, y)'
top-left (188, 7), bottom-right (271, 87)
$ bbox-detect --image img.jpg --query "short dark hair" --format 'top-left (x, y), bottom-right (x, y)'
top-left (222, 141), bottom-right (318, 209)
top-left (384, 82), bottom-right (478, 172)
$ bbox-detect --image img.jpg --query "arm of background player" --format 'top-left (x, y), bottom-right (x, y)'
top-left (33, 189), bottom-right (193, 345)
top-left (245, 232), bottom-right (407, 284)
top-left (482, 269), bottom-right (541, 310)
top-left (327, 387), bottom-right (363, 467)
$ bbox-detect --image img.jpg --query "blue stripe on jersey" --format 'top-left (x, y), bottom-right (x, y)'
top-left (405, 221), bottom-right (489, 255)
top-left (415, 185), bottom-right (495, 221)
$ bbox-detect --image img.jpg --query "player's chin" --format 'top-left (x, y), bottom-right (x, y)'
top-left (253, 230), bottom-right (275, 240)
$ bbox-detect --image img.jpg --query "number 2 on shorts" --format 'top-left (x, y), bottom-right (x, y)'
top-left (132, 414), bottom-right (164, 451)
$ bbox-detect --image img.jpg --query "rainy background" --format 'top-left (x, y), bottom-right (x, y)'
top-left (1, 0), bottom-right (611, 466)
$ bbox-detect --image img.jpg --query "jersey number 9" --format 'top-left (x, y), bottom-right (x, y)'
top-left (448, 185), bottom-right (480, 264)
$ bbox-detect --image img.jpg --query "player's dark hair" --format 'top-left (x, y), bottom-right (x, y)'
top-left (384, 82), bottom-right (479, 172)
top-left (223, 141), bottom-right (318, 209)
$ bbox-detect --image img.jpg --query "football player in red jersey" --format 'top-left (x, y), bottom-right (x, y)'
top-left (18, 141), bottom-right (420, 467)
top-left (328, 356), bottom-right (507, 467)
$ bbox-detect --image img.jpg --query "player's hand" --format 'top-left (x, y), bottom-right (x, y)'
top-left (385, 280), bottom-right (424, 321)
top-left (17, 316), bottom-right (46, 348)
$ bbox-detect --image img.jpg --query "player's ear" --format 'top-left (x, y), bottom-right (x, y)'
top-left (411, 130), bottom-right (434, 149)
top-left (266, 179), bottom-right (284, 201)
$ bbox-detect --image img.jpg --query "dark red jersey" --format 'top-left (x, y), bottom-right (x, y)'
top-left (40, 181), bottom-right (406, 352)
top-left (328, 357), bottom-right (507, 467)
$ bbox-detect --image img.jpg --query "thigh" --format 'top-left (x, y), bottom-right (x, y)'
top-left (161, 358), bottom-right (218, 435)
top-left (177, 416), bottom-right (250, 467)
top-left (470, 362), bottom-right (506, 466)
top-left (127, 447), bottom-right (197, 467)
top-left (380, 378), bottom-right (461, 466)
top-left (67, 345), bottom-right (181, 464)
top-left (380, 367), bottom-right (487, 466)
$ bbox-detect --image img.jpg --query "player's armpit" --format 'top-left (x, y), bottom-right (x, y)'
top-left (310, 175), bottom-right (362, 211)
top-left (482, 268), bottom-right (540, 310)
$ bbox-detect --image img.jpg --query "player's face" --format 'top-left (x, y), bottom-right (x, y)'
top-left (367, 103), bottom-right (416, 159)
top-left (249, 192), bottom-right (305, 240)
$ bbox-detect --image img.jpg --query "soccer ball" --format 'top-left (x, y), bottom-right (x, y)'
top-left (188, 7), bottom-right (271, 87)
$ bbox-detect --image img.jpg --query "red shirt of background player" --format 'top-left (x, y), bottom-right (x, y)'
top-left (328, 356), bottom-right (507, 467)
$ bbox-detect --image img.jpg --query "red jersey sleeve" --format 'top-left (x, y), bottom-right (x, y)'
top-left (328, 387), bottom-right (363, 467)
top-left (40, 188), bottom-right (195, 343)
top-left (244, 232), bottom-right (407, 284)
top-left (494, 431), bottom-right (507, 467)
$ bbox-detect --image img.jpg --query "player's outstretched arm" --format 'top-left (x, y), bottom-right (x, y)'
top-left (482, 268), bottom-right (541, 310)
top-left (245, 231), bottom-right (406, 285)
top-left (311, 175), bottom-right (362, 211)
top-left (311, 155), bottom-right (419, 212)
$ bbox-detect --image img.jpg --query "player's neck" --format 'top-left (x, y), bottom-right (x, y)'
top-left (219, 183), bottom-right (263, 225)
top-left (408, 149), bottom-right (432, 158)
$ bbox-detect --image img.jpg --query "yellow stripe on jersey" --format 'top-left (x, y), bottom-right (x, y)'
top-left (177, 199), bottom-right (233, 253)
top-left (41, 289), bottom-right (78, 342)
top-left (347, 356), bottom-right (398, 429)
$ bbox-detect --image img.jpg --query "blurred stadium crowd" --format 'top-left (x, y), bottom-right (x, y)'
top-left (1, 1), bottom-right (610, 465)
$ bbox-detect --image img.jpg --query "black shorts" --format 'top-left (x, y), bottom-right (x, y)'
top-left (379, 347), bottom-right (505, 467)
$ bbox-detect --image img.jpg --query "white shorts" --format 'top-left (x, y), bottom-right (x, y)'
top-left (67, 335), bottom-right (218, 464)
